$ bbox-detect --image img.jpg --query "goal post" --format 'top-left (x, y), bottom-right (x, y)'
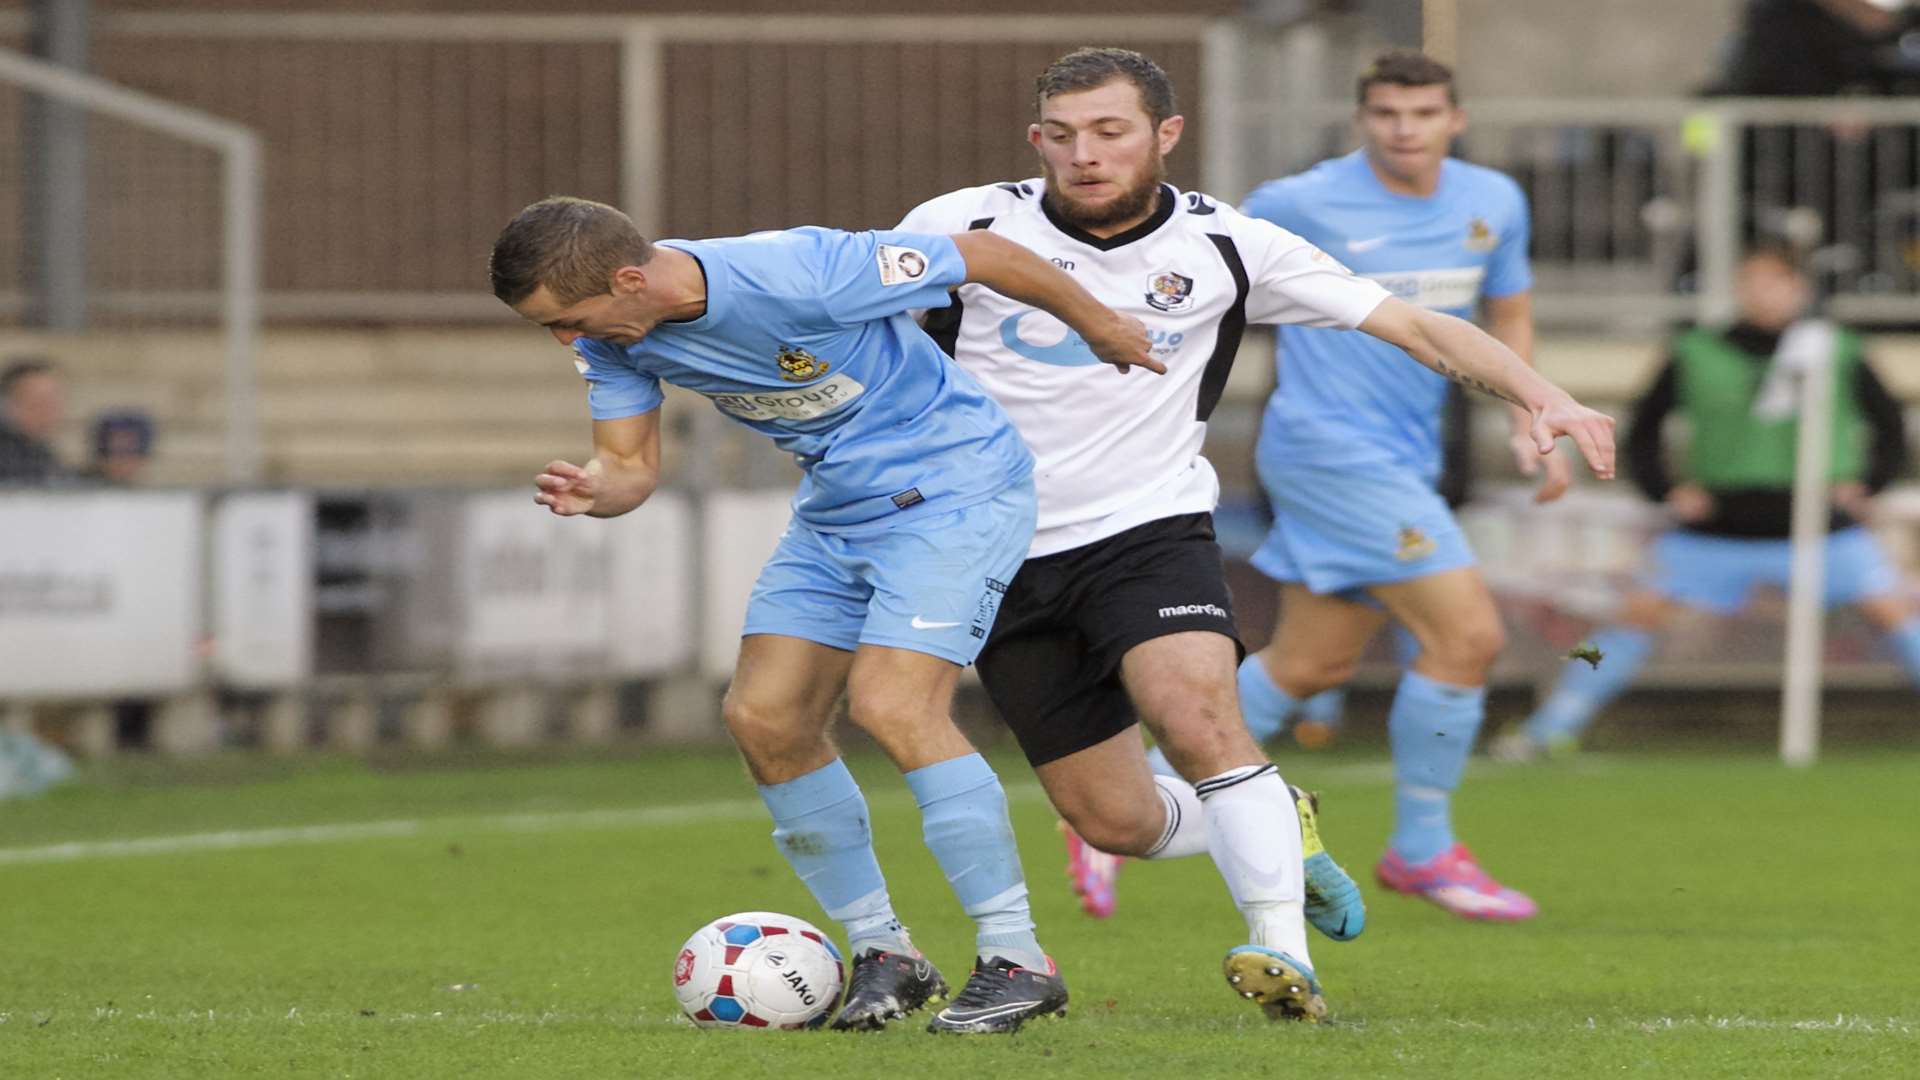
top-left (1779, 321), bottom-right (1837, 767)
top-left (0, 46), bottom-right (263, 483)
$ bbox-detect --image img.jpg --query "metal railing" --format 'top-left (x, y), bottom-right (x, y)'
top-left (1228, 98), bottom-right (1920, 329)
top-left (2, 12), bottom-right (1917, 333)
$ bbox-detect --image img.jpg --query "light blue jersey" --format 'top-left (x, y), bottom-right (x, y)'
top-left (573, 227), bottom-right (1033, 529)
top-left (1241, 150), bottom-right (1531, 481)
top-left (1242, 151), bottom-right (1530, 595)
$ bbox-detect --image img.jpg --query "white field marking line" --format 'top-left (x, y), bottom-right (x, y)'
top-left (1614, 1015), bottom-right (1914, 1035)
top-left (0, 760), bottom-right (1406, 868)
top-left (1325, 1014), bottom-right (1914, 1036)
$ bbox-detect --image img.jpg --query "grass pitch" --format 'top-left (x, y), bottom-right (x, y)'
top-left (2, 744), bottom-right (1916, 1078)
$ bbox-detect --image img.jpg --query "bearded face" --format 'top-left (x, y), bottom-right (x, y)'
top-left (1029, 79), bottom-right (1181, 235)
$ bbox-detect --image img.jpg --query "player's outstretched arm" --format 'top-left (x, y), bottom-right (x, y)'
top-left (1358, 297), bottom-right (1616, 479)
top-left (534, 410), bottom-right (661, 518)
top-left (948, 231), bottom-right (1161, 375)
top-left (1485, 291), bottom-right (1573, 503)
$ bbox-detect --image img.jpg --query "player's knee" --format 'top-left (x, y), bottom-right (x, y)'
top-left (1423, 619), bottom-right (1503, 676)
top-left (843, 688), bottom-right (923, 739)
top-left (1273, 651), bottom-right (1359, 697)
top-left (1854, 594), bottom-right (1915, 632)
top-left (721, 691), bottom-right (811, 760)
top-left (1061, 799), bottom-right (1161, 857)
top-left (1618, 591), bottom-right (1676, 630)
top-left (1466, 619), bottom-right (1507, 666)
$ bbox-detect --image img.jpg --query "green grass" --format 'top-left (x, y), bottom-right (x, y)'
top-left (2, 745), bottom-right (1916, 1078)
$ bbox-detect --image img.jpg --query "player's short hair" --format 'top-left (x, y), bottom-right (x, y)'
top-left (489, 196), bottom-right (656, 307)
top-left (1741, 240), bottom-right (1808, 276)
top-left (1356, 49), bottom-right (1458, 106)
top-left (1035, 47), bottom-right (1177, 127)
top-left (1, 356), bottom-right (57, 399)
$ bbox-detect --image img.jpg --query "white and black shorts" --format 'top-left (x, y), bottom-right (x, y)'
top-left (976, 512), bottom-right (1243, 766)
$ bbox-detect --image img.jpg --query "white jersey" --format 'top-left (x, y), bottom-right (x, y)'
top-left (898, 179), bottom-right (1392, 557)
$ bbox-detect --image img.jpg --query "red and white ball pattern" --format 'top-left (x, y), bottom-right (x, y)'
top-left (672, 911), bottom-right (845, 1030)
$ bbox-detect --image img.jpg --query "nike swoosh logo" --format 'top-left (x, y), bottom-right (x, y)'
top-left (936, 1001), bottom-right (1042, 1023)
top-left (910, 616), bottom-right (962, 630)
top-left (1345, 235), bottom-right (1392, 253)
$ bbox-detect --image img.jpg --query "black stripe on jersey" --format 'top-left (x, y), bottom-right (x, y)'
top-left (996, 182), bottom-right (1032, 200)
top-left (923, 215), bottom-right (996, 357)
top-left (1196, 233), bottom-right (1251, 422)
top-left (1040, 184), bottom-right (1176, 251)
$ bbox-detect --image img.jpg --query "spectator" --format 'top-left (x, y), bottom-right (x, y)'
top-left (1495, 244), bottom-right (1919, 759)
top-left (1707, 0), bottom-right (1908, 97)
top-left (0, 357), bottom-right (71, 486)
top-left (82, 409), bottom-right (156, 487)
top-left (76, 408), bottom-right (163, 749)
top-left (0, 357), bottom-right (82, 794)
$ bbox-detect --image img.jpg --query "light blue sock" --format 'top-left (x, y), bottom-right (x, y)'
top-left (1298, 688), bottom-right (1346, 731)
top-left (1238, 654), bottom-right (1301, 743)
top-left (757, 758), bottom-right (909, 957)
top-left (1525, 626), bottom-right (1657, 745)
top-left (1388, 670), bottom-right (1486, 865)
top-left (1886, 617), bottom-right (1920, 689)
top-left (1391, 624), bottom-right (1423, 667)
top-left (905, 753), bottom-right (1043, 969)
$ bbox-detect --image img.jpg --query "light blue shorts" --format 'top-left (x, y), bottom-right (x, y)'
top-left (741, 478), bottom-right (1036, 666)
top-left (1646, 526), bottom-right (1901, 615)
top-left (1249, 450), bottom-right (1475, 599)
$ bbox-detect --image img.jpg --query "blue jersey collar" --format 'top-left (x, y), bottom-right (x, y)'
top-left (1347, 149), bottom-right (1456, 203)
top-left (651, 240), bottom-right (723, 332)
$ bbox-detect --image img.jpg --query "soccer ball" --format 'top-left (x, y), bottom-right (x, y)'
top-left (672, 911), bottom-right (845, 1030)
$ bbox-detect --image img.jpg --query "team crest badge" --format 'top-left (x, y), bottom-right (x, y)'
top-left (1465, 217), bottom-right (1497, 252)
top-left (1145, 271), bottom-right (1195, 312)
top-left (1395, 525), bottom-right (1437, 562)
top-left (775, 344), bottom-right (829, 382)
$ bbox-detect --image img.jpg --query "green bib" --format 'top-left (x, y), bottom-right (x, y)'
top-left (1672, 326), bottom-right (1865, 489)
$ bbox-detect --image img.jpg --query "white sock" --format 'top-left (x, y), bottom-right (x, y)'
top-left (1143, 773), bottom-right (1210, 859)
top-left (1195, 763), bottom-right (1312, 969)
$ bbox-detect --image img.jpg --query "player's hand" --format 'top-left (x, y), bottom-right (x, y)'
top-left (1667, 483), bottom-right (1714, 523)
top-left (1082, 312), bottom-right (1164, 375)
top-left (1528, 396), bottom-right (1615, 480)
top-left (1508, 431), bottom-right (1573, 504)
top-left (534, 459), bottom-right (599, 516)
top-left (1832, 481), bottom-right (1873, 523)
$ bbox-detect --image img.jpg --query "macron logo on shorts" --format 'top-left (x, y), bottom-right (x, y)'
top-left (1157, 603), bottom-right (1228, 620)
